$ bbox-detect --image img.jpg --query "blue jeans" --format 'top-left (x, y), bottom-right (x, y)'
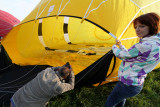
top-left (104, 81), bottom-right (143, 107)
top-left (10, 97), bottom-right (16, 107)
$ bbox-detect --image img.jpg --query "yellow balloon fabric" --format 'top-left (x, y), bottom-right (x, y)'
top-left (2, 0), bottom-right (160, 85)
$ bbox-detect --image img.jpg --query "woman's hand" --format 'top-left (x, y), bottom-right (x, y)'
top-left (116, 39), bottom-right (121, 46)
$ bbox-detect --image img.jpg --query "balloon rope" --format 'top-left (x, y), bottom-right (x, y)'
top-left (0, 91), bottom-right (15, 93)
top-left (58, 0), bottom-right (71, 15)
top-left (83, 0), bottom-right (94, 19)
top-left (37, 0), bottom-right (52, 18)
top-left (57, 0), bottom-right (64, 15)
top-left (35, 0), bottom-right (44, 19)
top-left (121, 37), bottom-right (138, 41)
top-left (129, 0), bottom-right (141, 10)
top-left (0, 64), bottom-right (13, 71)
top-left (85, 0), bottom-right (108, 18)
top-left (0, 93), bottom-right (9, 100)
top-left (0, 66), bottom-right (37, 87)
top-left (83, 0), bottom-right (117, 39)
top-left (0, 85), bottom-right (23, 90)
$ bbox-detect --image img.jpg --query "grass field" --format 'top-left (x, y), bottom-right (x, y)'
top-left (47, 68), bottom-right (160, 107)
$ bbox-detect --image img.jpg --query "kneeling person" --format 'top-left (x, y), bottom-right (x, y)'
top-left (10, 62), bottom-right (75, 107)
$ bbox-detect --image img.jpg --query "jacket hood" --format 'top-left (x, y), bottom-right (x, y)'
top-left (141, 32), bottom-right (160, 43)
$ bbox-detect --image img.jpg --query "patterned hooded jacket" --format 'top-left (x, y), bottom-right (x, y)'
top-left (112, 33), bottom-right (160, 86)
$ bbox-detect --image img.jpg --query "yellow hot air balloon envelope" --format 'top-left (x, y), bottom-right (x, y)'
top-left (2, 0), bottom-right (160, 86)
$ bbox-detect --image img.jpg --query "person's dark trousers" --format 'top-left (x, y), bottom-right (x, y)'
top-left (104, 81), bottom-right (143, 107)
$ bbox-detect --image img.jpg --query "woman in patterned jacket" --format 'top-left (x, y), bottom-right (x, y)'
top-left (104, 13), bottom-right (160, 107)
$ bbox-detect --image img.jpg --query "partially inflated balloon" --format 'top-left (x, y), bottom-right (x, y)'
top-left (0, 10), bottom-right (20, 37)
top-left (2, 0), bottom-right (160, 85)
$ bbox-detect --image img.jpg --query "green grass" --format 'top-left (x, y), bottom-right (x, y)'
top-left (3, 68), bottom-right (160, 107)
top-left (47, 68), bottom-right (160, 107)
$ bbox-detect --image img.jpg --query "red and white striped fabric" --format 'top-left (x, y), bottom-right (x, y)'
top-left (0, 10), bottom-right (20, 38)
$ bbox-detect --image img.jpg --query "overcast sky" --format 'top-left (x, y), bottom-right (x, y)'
top-left (0, 0), bottom-right (41, 21)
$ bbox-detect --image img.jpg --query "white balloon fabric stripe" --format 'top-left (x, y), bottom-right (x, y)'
top-left (63, 17), bottom-right (71, 44)
top-left (38, 19), bottom-right (47, 47)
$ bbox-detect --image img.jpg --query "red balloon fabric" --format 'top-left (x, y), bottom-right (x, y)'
top-left (0, 10), bottom-right (20, 37)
